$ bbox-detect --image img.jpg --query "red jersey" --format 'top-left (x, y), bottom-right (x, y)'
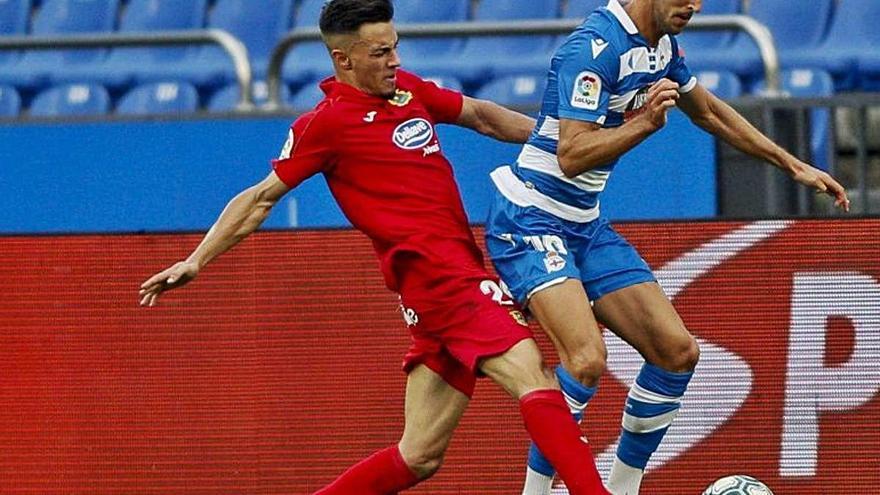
top-left (272, 70), bottom-right (484, 290)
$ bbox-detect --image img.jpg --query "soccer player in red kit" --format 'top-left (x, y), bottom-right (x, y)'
top-left (139, 1), bottom-right (609, 493)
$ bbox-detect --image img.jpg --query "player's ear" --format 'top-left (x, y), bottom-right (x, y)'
top-left (330, 48), bottom-right (352, 70)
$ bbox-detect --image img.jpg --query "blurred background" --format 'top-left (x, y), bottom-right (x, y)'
top-left (0, 1), bottom-right (878, 494)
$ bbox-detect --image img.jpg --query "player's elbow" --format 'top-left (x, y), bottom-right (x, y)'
top-left (557, 148), bottom-right (584, 178)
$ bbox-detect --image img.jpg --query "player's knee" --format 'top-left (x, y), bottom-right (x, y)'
top-left (662, 332), bottom-right (700, 372)
top-left (402, 448), bottom-right (445, 480)
top-left (563, 343), bottom-right (607, 385)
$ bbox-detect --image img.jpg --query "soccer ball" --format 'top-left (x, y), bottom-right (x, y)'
top-left (701, 474), bottom-right (775, 495)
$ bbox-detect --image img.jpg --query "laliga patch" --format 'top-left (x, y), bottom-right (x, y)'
top-left (278, 129), bottom-right (294, 159)
top-left (571, 71), bottom-right (601, 110)
top-left (543, 250), bottom-right (566, 273)
top-left (388, 89), bottom-right (413, 107)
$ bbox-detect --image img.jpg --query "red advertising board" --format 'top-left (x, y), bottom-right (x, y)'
top-left (1, 219), bottom-right (877, 494)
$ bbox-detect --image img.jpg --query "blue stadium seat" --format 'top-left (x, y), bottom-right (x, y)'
top-left (394, 0), bottom-right (469, 78)
top-left (817, 0), bottom-right (880, 90)
top-left (0, 0), bottom-right (119, 89)
top-left (0, 84), bottom-right (22, 118)
top-left (439, 0), bottom-right (560, 86)
top-left (754, 69), bottom-right (834, 170)
top-left (91, 0), bottom-right (208, 89)
top-left (288, 81), bottom-right (326, 111)
top-left (718, 0), bottom-right (834, 86)
top-left (178, 0), bottom-right (295, 89)
top-left (563, 0), bottom-right (606, 19)
top-left (422, 76), bottom-right (465, 94)
top-left (207, 81), bottom-right (291, 112)
top-left (0, 0), bottom-right (32, 73)
top-left (676, 0), bottom-right (740, 72)
top-left (29, 83), bottom-right (110, 117)
top-left (474, 73), bottom-right (546, 108)
top-left (116, 81), bottom-right (200, 116)
top-left (282, 0), bottom-right (333, 88)
top-left (695, 70), bottom-right (742, 100)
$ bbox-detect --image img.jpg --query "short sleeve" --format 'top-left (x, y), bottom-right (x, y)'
top-left (556, 35), bottom-right (619, 125)
top-left (271, 110), bottom-right (335, 188)
top-left (669, 36), bottom-right (697, 94)
top-left (404, 71), bottom-right (464, 124)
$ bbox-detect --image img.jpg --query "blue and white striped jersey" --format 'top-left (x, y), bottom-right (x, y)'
top-left (492, 0), bottom-right (697, 222)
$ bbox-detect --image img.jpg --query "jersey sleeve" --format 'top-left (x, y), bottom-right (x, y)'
top-left (556, 34), bottom-right (619, 125)
top-left (405, 71), bottom-right (464, 124)
top-left (271, 109), bottom-right (335, 188)
top-left (669, 36), bottom-right (697, 94)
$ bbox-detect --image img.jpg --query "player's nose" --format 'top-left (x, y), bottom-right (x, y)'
top-left (690, 0), bottom-right (702, 13)
top-left (389, 48), bottom-right (402, 68)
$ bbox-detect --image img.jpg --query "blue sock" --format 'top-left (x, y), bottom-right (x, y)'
top-left (527, 365), bottom-right (597, 476)
top-left (616, 363), bottom-right (693, 470)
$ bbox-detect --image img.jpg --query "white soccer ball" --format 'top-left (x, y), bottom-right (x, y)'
top-left (701, 474), bottom-right (775, 495)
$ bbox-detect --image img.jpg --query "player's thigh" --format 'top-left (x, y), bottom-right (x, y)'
top-left (484, 195), bottom-right (580, 305)
top-left (528, 279), bottom-right (606, 380)
top-left (479, 338), bottom-right (557, 400)
top-left (592, 281), bottom-right (699, 372)
top-left (398, 364), bottom-right (470, 466)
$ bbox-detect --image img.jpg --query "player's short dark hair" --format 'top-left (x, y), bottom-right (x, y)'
top-left (319, 0), bottom-right (394, 36)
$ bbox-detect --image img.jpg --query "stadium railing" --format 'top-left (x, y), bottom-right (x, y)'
top-left (265, 15), bottom-right (781, 109)
top-left (0, 29), bottom-right (254, 109)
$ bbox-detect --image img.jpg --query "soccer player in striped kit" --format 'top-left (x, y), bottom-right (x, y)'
top-left (140, 0), bottom-right (610, 493)
top-left (484, 0), bottom-right (850, 494)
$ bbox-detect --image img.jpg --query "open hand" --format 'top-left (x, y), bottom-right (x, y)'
top-left (789, 160), bottom-right (851, 212)
top-left (139, 260), bottom-right (200, 307)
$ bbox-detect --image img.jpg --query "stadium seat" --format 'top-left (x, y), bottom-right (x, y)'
top-left (207, 81), bottom-right (291, 112)
top-left (393, 0), bottom-right (469, 78)
top-left (474, 73), bottom-right (546, 108)
top-left (423, 76), bottom-right (465, 94)
top-left (29, 83), bottom-right (110, 117)
top-left (676, 0), bottom-right (740, 72)
top-left (288, 81), bottom-right (326, 111)
top-left (0, 0), bottom-right (31, 74)
top-left (717, 0), bottom-right (834, 86)
top-left (282, 0), bottom-right (333, 88)
top-left (177, 0), bottom-right (295, 89)
top-left (0, 0), bottom-right (119, 89)
top-left (563, 0), bottom-right (606, 19)
top-left (90, 0), bottom-right (208, 89)
top-left (695, 70), bottom-right (742, 100)
top-left (116, 81), bottom-right (200, 116)
top-left (754, 69), bottom-right (834, 171)
top-left (438, 0), bottom-right (560, 87)
top-left (0, 84), bottom-right (22, 118)
top-left (824, 0), bottom-right (880, 90)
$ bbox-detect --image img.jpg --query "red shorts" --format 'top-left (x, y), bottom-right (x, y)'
top-left (393, 240), bottom-right (533, 397)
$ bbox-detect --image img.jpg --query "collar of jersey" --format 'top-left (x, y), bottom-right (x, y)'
top-left (606, 0), bottom-right (639, 35)
top-left (319, 76), bottom-right (392, 103)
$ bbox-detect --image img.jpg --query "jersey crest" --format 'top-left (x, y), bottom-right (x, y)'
top-left (388, 89), bottom-right (413, 107)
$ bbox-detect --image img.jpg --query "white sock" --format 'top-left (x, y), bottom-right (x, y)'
top-left (522, 466), bottom-right (554, 495)
top-left (606, 457), bottom-right (644, 495)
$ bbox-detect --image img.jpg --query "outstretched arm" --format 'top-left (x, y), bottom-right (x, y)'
top-left (679, 84), bottom-right (850, 211)
top-left (456, 96), bottom-right (536, 144)
top-left (139, 171), bottom-right (291, 306)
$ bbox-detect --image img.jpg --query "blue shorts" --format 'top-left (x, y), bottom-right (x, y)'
top-left (485, 191), bottom-right (656, 305)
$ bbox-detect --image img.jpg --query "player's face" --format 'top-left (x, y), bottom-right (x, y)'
top-left (654, 0), bottom-right (701, 35)
top-left (347, 22), bottom-right (401, 98)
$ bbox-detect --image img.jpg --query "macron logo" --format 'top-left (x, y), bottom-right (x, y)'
top-left (591, 38), bottom-right (609, 59)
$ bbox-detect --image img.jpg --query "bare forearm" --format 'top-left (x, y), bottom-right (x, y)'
top-left (695, 96), bottom-right (792, 172)
top-left (472, 100), bottom-right (536, 143)
top-left (558, 117), bottom-right (655, 177)
top-left (186, 185), bottom-right (275, 268)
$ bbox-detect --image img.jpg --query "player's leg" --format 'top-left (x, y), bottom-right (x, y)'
top-left (592, 282), bottom-right (700, 495)
top-left (485, 195), bottom-right (606, 494)
top-left (521, 279), bottom-right (607, 494)
top-left (313, 363), bottom-right (469, 494)
top-left (479, 338), bottom-right (609, 495)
